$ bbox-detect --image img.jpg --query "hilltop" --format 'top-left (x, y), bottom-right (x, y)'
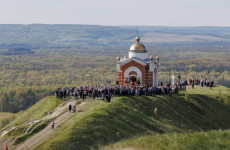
top-left (1, 85), bottom-right (230, 150)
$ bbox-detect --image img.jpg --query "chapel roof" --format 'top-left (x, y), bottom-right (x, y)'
top-left (129, 35), bottom-right (147, 53)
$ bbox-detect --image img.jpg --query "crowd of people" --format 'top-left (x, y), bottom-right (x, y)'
top-left (187, 78), bottom-right (215, 89)
top-left (55, 78), bottom-right (214, 100)
top-left (55, 84), bottom-right (174, 100)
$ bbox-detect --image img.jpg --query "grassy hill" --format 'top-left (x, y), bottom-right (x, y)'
top-left (32, 86), bottom-right (230, 150)
top-left (1, 86), bottom-right (230, 150)
top-left (0, 96), bottom-right (65, 148)
top-left (103, 130), bottom-right (230, 150)
top-left (5, 96), bottom-right (64, 128)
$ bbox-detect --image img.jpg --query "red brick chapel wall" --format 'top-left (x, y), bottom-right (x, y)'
top-left (119, 60), bottom-right (147, 86)
top-left (144, 65), bottom-right (152, 87)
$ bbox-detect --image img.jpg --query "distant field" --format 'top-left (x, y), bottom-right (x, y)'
top-left (142, 32), bottom-right (227, 43)
top-left (0, 25), bottom-right (230, 49)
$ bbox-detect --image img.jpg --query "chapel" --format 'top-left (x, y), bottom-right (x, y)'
top-left (116, 34), bottom-right (159, 87)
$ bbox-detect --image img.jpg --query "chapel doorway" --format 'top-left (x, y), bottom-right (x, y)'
top-left (130, 76), bottom-right (137, 85)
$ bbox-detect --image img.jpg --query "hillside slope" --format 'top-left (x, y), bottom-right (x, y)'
top-left (0, 96), bottom-right (64, 147)
top-left (33, 86), bottom-right (230, 150)
top-left (1, 86), bottom-right (229, 150)
top-left (5, 96), bottom-right (64, 128)
top-left (14, 99), bottom-right (85, 150)
top-left (103, 129), bottom-right (230, 150)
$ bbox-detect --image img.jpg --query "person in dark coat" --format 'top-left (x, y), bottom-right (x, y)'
top-left (92, 90), bottom-right (96, 100)
top-left (73, 105), bottom-right (76, 113)
top-left (108, 92), bottom-right (111, 103)
top-left (210, 81), bottom-right (214, 90)
top-left (192, 79), bottom-right (195, 89)
top-left (74, 92), bottom-right (78, 100)
top-left (105, 94), bottom-right (109, 103)
top-left (169, 87), bottom-right (172, 96)
top-left (69, 104), bottom-right (72, 112)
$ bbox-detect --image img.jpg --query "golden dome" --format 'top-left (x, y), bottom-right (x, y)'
top-left (156, 56), bottom-right (159, 60)
top-left (129, 35), bottom-right (146, 51)
top-left (117, 56), bottom-right (120, 61)
top-left (150, 56), bottom-right (153, 60)
top-left (130, 43), bottom-right (146, 51)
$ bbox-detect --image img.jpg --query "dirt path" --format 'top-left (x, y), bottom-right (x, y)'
top-left (1, 127), bottom-right (16, 138)
top-left (15, 99), bottom-right (87, 150)
top-left (1, 100), bottom-right (70, 138)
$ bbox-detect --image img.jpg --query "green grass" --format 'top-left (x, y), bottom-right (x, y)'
top-left (6, 124), bottom-right (30, 137)
top-left (34, 86), bottom-right (230, 150)
top-left (183, 85), bottom-right (230, 105)
top-left (103, 130), bottom-right (230, 150)
top-left (185, 85), bottom-right (230, 95)
top-left (4, 96), bottom-right (63, 128)
top-left (14, 118), bottom-right (55, 145)
top-left (26, 120), bottom-right (42, 133)
top-left (1, 86), bottom-right (227, 149)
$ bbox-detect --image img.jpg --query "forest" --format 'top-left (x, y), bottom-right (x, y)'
top-left (0, 25), bottom-right (230, 113)
top-left (0, 44), bottom-right (229, 113)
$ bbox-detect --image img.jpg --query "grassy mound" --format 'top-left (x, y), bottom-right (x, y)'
top-left (103, 130), bottom-right (230, 150)
top-left (3, 96), bottom-right (63, 129)
top-left (34, 86), bottom-right (230, 150)
top-left (34, 97), bottom-right (161, 150)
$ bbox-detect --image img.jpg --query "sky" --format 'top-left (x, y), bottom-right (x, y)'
top-left (0, 0), bottom-right (230, 26)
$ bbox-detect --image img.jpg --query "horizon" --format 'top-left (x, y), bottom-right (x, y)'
top-left (1, 24), bottom-right (230, 27)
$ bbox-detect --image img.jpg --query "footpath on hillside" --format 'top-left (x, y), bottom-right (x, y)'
top-left (13, 99), bottom-right (87, 150)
